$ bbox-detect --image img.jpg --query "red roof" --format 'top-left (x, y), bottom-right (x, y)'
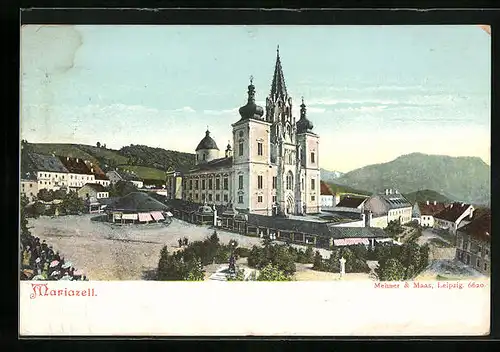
top-left (434, 202), bottom-right (473, 223)
top-left (336, 196), bottom-right (367, 208)
top-left (418, 202), bottom-right (447, 216)
top-left (59, 156), bottom-right (92, 174)
top-left (460, 211), bottom-right (491, 243)
top-left (320, 181), bottom-right (334, 196)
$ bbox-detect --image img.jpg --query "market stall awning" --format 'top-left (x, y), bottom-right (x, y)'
top-left (150, 211), bottom-right (165, 221)
top-left (333, 238), bottom-right (370, 246)
top-left (138, 213), bottom-right (153, 222)
top-left (122, 213), bottom-right (138, 220)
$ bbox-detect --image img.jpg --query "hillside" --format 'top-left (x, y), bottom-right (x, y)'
top-left (335, 153), bottom-right (490, 204)
top-left (320, 168), bottom-right (345, 182)
top-left (326, 182), bottom-right (372, 197)
top-left (403, 189), bottom-right (452, 204)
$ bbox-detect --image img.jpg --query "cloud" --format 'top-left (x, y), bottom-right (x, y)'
top-left (173, 106), bottom-right (196, 113)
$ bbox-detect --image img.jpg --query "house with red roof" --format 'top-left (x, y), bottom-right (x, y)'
top-left (412, 200), bottom-right (448, 228)
top-left (320, 181), bottom-right (339, 208)
top-left (455, 210), bottom-right (490, 275)
top-left (433, 202), bottom-right (475, 235)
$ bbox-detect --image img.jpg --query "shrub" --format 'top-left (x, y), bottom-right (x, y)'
top-left (234, 247), bottom-right (251, 258)
top-left (256, 263), bottom-right (293, 281)
top-left (377, 258), bottom-right (405, 281)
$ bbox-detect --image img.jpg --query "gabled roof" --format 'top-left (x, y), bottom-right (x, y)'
top-left (417, 201), bottom-right (447, 216)
top-left (190, 157), bottom-right (233, 172)
top-left (378, 193), bottom-right (412, 209)
top-left (24, 152), bottom-right (69, 173)
top-left (81, 183), bottom-right (107, 192)
top-left (59, 156), bottom-right (92, 174)
top-left (434, 202), bottom-right (473, 223)
top-left (336, 196), bottom-right (367, 208)
top-left (459, 210), bottom-right (491, 243)
top-left (320, 181), bottom-right (334, 196)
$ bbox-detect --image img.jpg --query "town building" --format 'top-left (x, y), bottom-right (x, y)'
top-left (78, 183), bottom-right (109, 200)
top-left (363, 189), bottom-right (413, 229)
top-left (59, 156), bottom-right (96, 190)
top-left (20, 178), bottom-right (38, 201)
top-left (166, 48), bottom-right (321, 216)
top-left (334, 195), bottom-right (368, 214)
top-left (320, 181), bottom-right (339, 208)
top-left (22, 152), bottom-right (70, 192)
top-left (84, 161), bottom-right (111, 187)
top-left (106, 170), bottom-right (144, 189)
top-left (412, 200), bottom-right (447, 227)
top-left (455, 210), bottom-right (490, 275)
top-left (433, 202), bottom-right (475, 235)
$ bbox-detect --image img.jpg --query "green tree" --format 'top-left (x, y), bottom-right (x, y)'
top-left (313, 250), bottom-right (325, 271)
top-left (418, 244), bottom-right (430, 271)
top-left (385, 220), bottom-right (404, 238)
top-left (60, 191), bottom-right (86, 214)
top-left (184, 258), bottom-right (205, 281)
top-left (37, 189), bottom-right (55, 202)
top-left (377, 258), bottom-right (405, 281)
top-left (256, 263), bottom-right (292, 281)
top-left (227, 268), bottom-right (246, 281)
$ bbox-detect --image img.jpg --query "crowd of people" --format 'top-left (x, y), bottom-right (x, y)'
top-left (20, 234), bottom-right (88, 281)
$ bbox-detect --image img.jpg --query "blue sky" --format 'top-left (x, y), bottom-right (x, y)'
top-left (21, 25), bottom-right (490, 172)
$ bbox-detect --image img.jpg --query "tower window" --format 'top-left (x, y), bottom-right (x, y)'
top-left (223, 178), bottom-right (228, 190)
top-left (257, 142), bottom-right (263, 156)
top-left (195, 180), bottom-right (199, 190)
top-left (311, 152), bottom-right (315, 164)
top-left (272, 177), bottom-right (277, 189)
top-left (258, 195), bottom-right (263, 203)
top-left (238, 195), bottom-right (243, 204)
top-left (257, 175), bottom-right (263, 189)
top-left (216, 178), bottom-right (220, 190)
top-left (239, 143), bottom-right (244, 156)
top-left (286, 172), bottom-right (293, 190)
top-left (224, 194), bottom-right (228, 202)
top-left (238, 175), bottom-right (243, 190)
top-left (208, 194), bottom-right (213, 201)
top-left (208, 179), bottom-right (213, 190)
top-left (311, 178), bottom-right (316, 191)
top-left (189, 180), bottom-right (193, 190)
top-left (203, 154), bottom-right (206, 161)
top-left (301, 178), bottom-right (304, 190)
top-left (202, 180), bottom-right (206, 190)
top-left (216, 194), bottom-right (220, 201)
top-left (272, 195), bottom-right (277, 203)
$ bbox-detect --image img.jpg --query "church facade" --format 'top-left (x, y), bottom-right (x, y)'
top-left (166, 49), bottom-right (321, 216)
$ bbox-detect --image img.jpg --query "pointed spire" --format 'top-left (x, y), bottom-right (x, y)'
top-left (270, 45), bottom-right (287, 102)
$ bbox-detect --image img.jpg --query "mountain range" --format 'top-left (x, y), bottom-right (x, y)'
top-left (330, 153), bottom-right (490, 205)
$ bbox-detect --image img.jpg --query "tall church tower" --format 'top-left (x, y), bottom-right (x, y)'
top-left (232, 76), bottom-right (272, 214)
top-left (266, 46), bottom-right (297, 215)
top-left (296, 97), bottom-right (320, 214)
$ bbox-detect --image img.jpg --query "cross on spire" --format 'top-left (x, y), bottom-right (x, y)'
top-left (250, 75), bottom-right (253, 85)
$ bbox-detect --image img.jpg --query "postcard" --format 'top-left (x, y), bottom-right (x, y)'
top-left (19, 24), bottom-right (491, 336)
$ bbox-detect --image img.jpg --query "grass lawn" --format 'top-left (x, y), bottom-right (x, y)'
top-left (117, 165), bottom-right (166, 180)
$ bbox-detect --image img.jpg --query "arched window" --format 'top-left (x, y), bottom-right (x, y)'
top-left (286, 171), bottom-right (293, 190)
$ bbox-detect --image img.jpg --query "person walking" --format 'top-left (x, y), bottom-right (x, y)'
top-left (178, 238), bottom-right (183, 248)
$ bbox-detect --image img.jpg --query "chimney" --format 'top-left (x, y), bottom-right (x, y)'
top-left (426, 200), bottom-right (429, 205)
top-left (434, 201), bottom-right (437, 205)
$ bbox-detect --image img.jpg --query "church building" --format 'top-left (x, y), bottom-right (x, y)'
top-left (166, 48), bottom-right (321, 216)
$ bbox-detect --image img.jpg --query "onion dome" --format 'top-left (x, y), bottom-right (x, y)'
top-left (196, 129), bottom-right (219, 151)
top-left (296, 97), bottom-right (314, 134)
top-left (238, 76), bottom-right (264, 120)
